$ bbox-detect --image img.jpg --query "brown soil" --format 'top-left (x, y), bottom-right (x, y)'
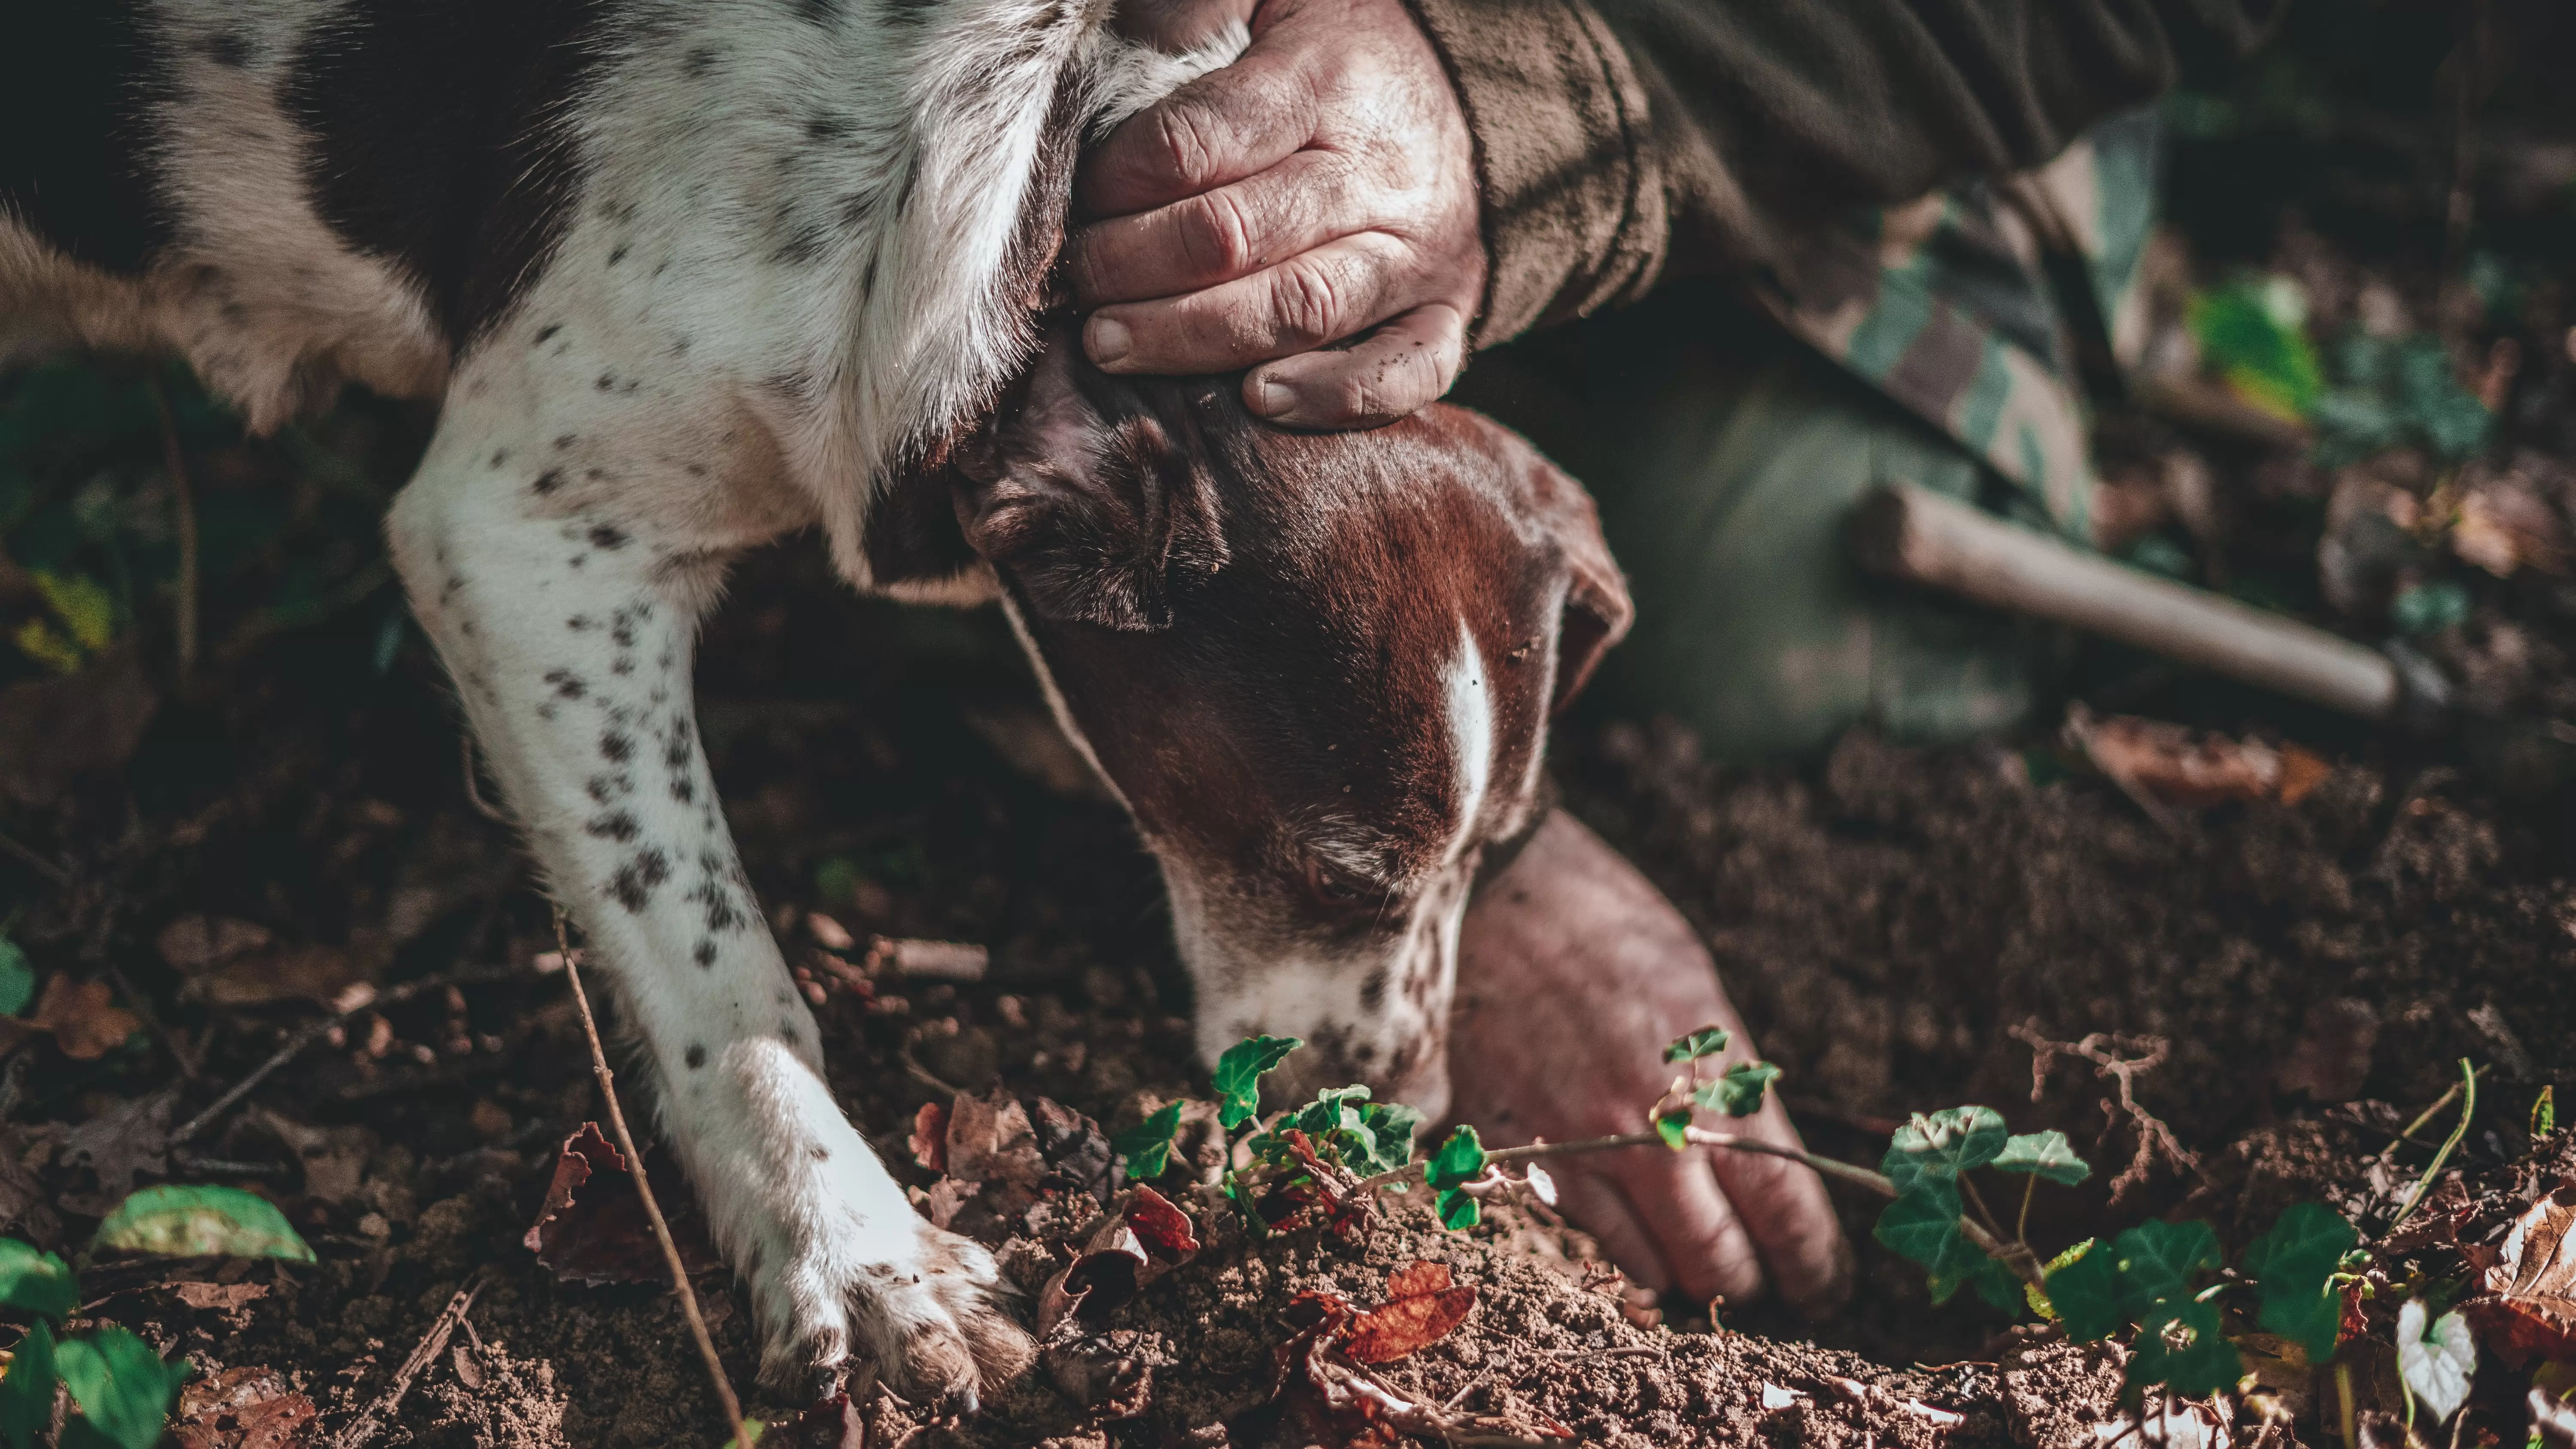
top-left (6, 535), bottom-right (2571, 1448)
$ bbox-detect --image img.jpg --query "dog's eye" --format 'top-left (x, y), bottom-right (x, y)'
top-left (1301, 857), bottom-right (1367, 908)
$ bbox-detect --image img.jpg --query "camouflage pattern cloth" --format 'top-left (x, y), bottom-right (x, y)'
top-left (1757, 107), bottom-right (2163, 546)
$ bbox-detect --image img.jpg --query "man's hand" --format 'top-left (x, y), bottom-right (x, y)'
top-left (1451, 812), bottom-right (1853, 1316)
top-left (1069, 0), bottom-right (1485, 429)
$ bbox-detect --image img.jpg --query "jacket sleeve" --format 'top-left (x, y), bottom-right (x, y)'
top-left (1402, 0), bottom-right (2284, 345)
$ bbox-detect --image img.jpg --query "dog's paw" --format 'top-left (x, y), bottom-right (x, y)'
top-left (748, 1204), bottom-right (1035, 1410)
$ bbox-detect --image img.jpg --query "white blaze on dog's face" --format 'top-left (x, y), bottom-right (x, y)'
top-left (960, 340), bottom-right (1630, 1120)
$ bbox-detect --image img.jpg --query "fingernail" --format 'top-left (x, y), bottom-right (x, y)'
top-left (1250, 378), bottom-right (1292, 417)
top-left (1088, 316), bottom-right (1131, 366)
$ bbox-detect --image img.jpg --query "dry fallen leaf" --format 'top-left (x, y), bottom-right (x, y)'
top-left (909, 1100), bottom-right (949, 1173)
top-left (522, 1123), bottom-right (721, 1285)
top-left (2070, 711), bottom-right (2331, 809)
top-left (944, 1091), bottom-right (1043, 1188)
top-left (156, 915), bottom-right (276, 974)
top-left (60, 1089), bottom-right (176, 1207)
top-left (26, 973), bottom-right (143, 1059)
top-left (170, 1365), bottom-right (319, 1449)
top-left (1037, 1186), bottom-right (1201, 1337)
top-left (176, 1281), bottom-right (271, 1310)
top-left (1342, 1260), bottom-right (1478, 1364)
top-left (2465, 1185), bottom-right (2576, 1367)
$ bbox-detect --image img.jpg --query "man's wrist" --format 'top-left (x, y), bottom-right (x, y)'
top-left (1399, 0), bottom-right (1664, 345)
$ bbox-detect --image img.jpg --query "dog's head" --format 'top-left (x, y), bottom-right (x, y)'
top-left (955, 337), bottom-right (1629, 1119)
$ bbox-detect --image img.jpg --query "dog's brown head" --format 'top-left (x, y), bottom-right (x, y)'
top-left (957, 337), bottom-right (1629, 1118)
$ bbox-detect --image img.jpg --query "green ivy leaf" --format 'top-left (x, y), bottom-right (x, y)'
top-left (91, 1185), bottom-right (317, 1263)
top-left (1990, 1131), bottom-right (2090, 1186)
top-left (2244, 1203), bottom-right (2358, 1360)
top-left (1881, 1107), bottom-right (2008, 1192)
top-left (1874, 1179), bottom-right (1966, 1273)
top-left (0, 938), bottom-right (31, 1019)
top-left (1435, 1187), bottom-right (1480, 1231)
top-left (2044, 1240), bottom-right (2122, 1342)
top-left (1110, 1101), bottom-right (1184, 1180)
top-left (2126, 1300), bottom-right (2242, 1398)
top-left (0, 1239), bottom-right (76, 1322)
top-left (0, 1319), bottom-right (59, 1449)
top-left (1354, 1102), bottom-right (1425, 1177)
top-left (1664, 1027), bottom-right (1732, 1063)
top-left (2111, 1219), bottom-right (2222, 1328)
top-left (1426, 1126), bottom-right (1485, 1191)
top-left (1698, 1062), bottom-right (1781, 1119)
top-left (56, 1327), bottom-right (190, 1449)
top-left (720, 1420), bottom-right (767, 1449)
top-left (2189, 280), bottom-right (2324, 421)
top-left (1654, 1110), bottom-right (1691, 1152)
top-left (1212, 1035), bottom-right (1301, 1130)
top-left (2537, 1086), bottom-right (2556, 1139)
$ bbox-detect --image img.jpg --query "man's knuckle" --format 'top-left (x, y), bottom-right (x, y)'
top-left (1151, 105), bottom-right (1219, 188)
top-left (1190, 192), bottom-right (1258, 276)
top-left (1269, 259), bottom-right (1345, 348)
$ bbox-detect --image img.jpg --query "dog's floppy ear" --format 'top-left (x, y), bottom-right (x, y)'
top-left (1519, 447), bottom-right (1633, 715)
top-left (954, 335), bottom-right (1228, 631)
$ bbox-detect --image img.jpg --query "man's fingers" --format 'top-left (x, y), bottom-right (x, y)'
top-left (1243, 302), bottom-right (1464, 427)
top-left (1069, 149), bottom-right (1366, 307)
top-left (1084, 231), bottom-right (1410, 375)
top-left (1710, 1103), bottom-right (1856, 1317)
top-left (1079, 52), bottom-right (1317, 218)
top-left (1555, 1170), bottom-right (1671, 1295)
top-left (1600, 1146), bottom-right (1766, 1309)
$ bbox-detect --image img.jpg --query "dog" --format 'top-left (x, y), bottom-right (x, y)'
top-left (1, 0), bottom-right (1631, 1406)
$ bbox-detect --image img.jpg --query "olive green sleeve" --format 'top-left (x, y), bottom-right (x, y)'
top-left (1403, 0), bottom-right (2284, 347)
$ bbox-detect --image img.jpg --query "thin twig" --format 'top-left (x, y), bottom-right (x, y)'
top-left (0, 828), bottom-right (71, 887)
top-left (553, 907), bottom-right (748, 1449)
top-left (102, 958), bottom-right (202, 1082)
top-left (2388, 1058), bottom-right (2478, 1234)
top-left (147, 374), bottom-right (198, 682)
top-left (1350, 1123), bottom-right (2047, 1290)
top-left (2379, 1065), bottom-right (2491, 1164)
top-left (170, 965), bottom-right (525, 1148)
top-left (327, 1272), bottom-right (482, 1448)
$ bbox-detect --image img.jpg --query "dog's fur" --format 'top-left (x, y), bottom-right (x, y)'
top-left (2, 0), bottom-right (1628, 1404)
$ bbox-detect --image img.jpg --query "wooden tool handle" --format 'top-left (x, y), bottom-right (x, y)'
top-left (1850, 482), bottom-right (2402, 721)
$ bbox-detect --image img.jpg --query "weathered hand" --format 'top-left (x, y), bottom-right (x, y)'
top-left (1450, 812), bottom-right (1854, 1316)
top-left (1070, 0), bottom-right (1485, 429)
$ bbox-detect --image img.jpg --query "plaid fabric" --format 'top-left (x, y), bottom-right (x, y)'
top-left (1757, 108), bottom-right (2163, 545)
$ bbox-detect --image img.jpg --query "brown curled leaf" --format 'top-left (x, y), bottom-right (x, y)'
top-left (1343, 1261), bottom-right (1477, 1364)
top-left (909, 1100), bottom-right (949, 1173)
top-left (2465, 1185), bottom-right (2576, 1367)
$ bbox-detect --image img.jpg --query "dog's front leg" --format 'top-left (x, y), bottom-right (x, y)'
top-left (386, 429), bottom-right (1031, 1404)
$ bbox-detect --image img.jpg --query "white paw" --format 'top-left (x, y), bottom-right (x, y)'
top-left (748, 1208), bottom-right (1036, 1408)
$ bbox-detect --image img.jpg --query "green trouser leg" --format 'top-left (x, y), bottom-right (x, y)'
top-left (1461, 322), bottom-right (2062, 764)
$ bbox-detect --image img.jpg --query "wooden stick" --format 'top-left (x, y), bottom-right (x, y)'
top-left (552, 908), bottom-right (749, 1449)
top-left (1850, 482), bottom-right (2405, 721)
top-left (327, 1273), bottom-right (481, 1447)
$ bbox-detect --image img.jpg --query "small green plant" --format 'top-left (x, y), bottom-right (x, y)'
top-left (1115, 1028), bottom-right (2380, 1406)
top-left (1, 1240), bottom-right (191, 1449)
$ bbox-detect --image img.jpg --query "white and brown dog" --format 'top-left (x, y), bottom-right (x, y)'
top-left (0, 0), bottom-right (1630, 1406)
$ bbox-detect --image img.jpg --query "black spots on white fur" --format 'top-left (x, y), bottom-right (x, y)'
top-left (608, 847), bottom-right (671, 912)
top-left (792, 0), bottom-right (836, 24)
top-left (600, 731), bottom-right (635, 764)
top-left (566, 614), bottom-right (592, 631)
top-left (554, 433), bottom-right (576, 450)
top-left (583, 773), bottom-right (632, 803)
top-left (544, 668), bottom-right (586, 700)
top-left (684, 462), bottom-right (709, 479)
top-left (489, 449), bottom-right (509, 468)
top-left (612, 656), bottom-right (636, 677)
top-left (773, 225), bottom-right (829, 267)
top-left (596, 373), bottom-right (616, 391)
top-left (684, 1042), bottom-right (708, 1068)
top-left (534, 324), bottom-right (561, 346)
top-left (532, 469), bottom-right (565, 496)
top-left (587, 524), bottom-right (629, 551)
top-left (810, 1143), bottom-right (829, 1162)
top-left (664, 718), bottom-right (695, 770)
top-left (687, 849), bottom-right (749, 936)
top-left (606, 243), bottom-right (629, 266)
top-left (693, 940), bottom-right (718, 968)
top-left (779, 1022), bottom-right (800, 1048)
top-left (585, 810), bottom-right (641, 843)
top-left (804, 113), bottom-right (849, 143)
top-left (684, 46), bottom-right (720, 78)
top-left (669, 773), bottom-right (694, 803)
